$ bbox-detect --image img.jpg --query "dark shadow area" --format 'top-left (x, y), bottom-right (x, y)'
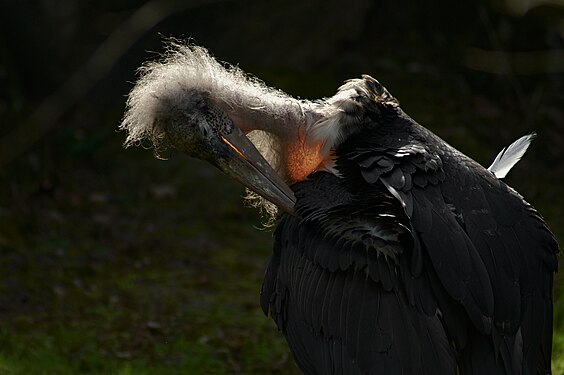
top-left (0, 0), bottom-right (562, 373)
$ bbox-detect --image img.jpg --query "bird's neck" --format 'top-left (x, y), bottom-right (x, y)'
top-left (225, 100), bottom-right (330, 183)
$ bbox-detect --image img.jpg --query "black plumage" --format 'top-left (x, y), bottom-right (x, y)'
top-left (260, 85), bottom-right (558, 374)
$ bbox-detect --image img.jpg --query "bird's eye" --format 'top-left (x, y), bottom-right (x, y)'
top-left (205, 106), bottom-right (234, 136)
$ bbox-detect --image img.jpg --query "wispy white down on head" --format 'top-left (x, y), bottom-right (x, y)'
top-left (487, 132), bottom-right (536, 179)
top-left (121, 41), bottom-right (315, 162)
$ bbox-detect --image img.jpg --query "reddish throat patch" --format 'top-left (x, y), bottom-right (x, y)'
top-left (286, 136), bottom-right (326, 183)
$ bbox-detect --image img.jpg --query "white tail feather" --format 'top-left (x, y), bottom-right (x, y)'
top-left (487, 133), bottom-right (536, 179)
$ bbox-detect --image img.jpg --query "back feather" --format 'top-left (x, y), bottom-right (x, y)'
top-left (487, 133), bottom-right (536, 179)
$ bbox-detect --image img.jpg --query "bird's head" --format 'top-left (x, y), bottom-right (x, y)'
top-left (121, 44), bottom-right (305, 215)
top-left (123, 84), bottom-right (296, 216)
top-left (121, 42), bottom-right (396, 217)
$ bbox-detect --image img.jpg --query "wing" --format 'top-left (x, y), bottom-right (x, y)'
top-left (261, 172), bottom-right (457, 375)
top-left (339, 113), bottom-right (558, 374)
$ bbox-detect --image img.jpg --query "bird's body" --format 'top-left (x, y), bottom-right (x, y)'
top-left (263, 106), bottom-right (557, 374)
top-left (121, 44), bottom-right (558, 374)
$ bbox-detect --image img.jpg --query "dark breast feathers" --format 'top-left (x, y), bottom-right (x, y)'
top-left (260, 109), bottom-right (558, 375)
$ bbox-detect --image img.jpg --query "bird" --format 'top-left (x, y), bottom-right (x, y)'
top-left (120, 43), bottom-right (559, 375)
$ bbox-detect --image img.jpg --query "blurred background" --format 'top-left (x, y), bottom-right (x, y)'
top-left (0, 0), bottom-right (563, 374)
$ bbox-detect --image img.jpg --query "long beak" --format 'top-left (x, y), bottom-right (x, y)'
top-left (216, 127), bottom-right (296, 215)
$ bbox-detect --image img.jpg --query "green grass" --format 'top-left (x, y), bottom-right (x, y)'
top-left (0, 333), bottom-right (232, 374)
top-left (0, 139), bottom-right (301, 374)
top-left (553, 287), bottom-right (564, 373)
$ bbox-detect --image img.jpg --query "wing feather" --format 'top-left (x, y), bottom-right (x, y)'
top-left (339, 121), bottom-right (557, 374)
top-left (262, 172), bottom-right (457, 374)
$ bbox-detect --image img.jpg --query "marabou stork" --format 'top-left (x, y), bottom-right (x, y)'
top-left (121, 43), bottom-right (559, 375)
